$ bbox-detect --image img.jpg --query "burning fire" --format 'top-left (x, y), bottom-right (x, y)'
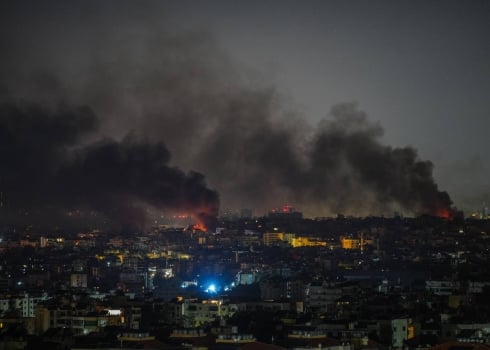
top-left (436, 209), bottom-right (451, 219)
top-left (434, 207), bottom-right (460, 220)
top-left (192, 222), bottom-right (207, 232)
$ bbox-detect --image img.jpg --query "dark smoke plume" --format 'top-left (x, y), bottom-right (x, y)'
top-left (197, 100), bottom-right (454, 217)
top-left (304, 103), bottom-right (453, 217)
top-left (0, 100), bottom-right (219, 230)
top-left (62, 135), bottom-right (219, 229)
top-left (0, 2), bottom-right (454, 221)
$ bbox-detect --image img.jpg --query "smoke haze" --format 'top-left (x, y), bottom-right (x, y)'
top-left (0, 1), bottom-right (455, 229)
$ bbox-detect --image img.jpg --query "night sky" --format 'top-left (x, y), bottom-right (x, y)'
top-left (0, 0), bottom-right (489, 229)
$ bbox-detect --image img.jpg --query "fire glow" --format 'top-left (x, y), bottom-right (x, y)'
top-left (436, 208), bottom-right (453, 219)
top-left (192, 222), bottom-right (207, 232)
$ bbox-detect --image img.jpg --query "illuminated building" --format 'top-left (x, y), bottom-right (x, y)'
top-left (263, 232), bottom-right (285, 246)
top-left (234, 231), bottom-right (261, 247)
top-left (34, 304), bottom-right (125, 335)
top-left (291, 236), bottom-right (327, 248)
top-left (378, 317), bottom-right (413, 348)
top-left (215, 333), bottom-right (256, 344)
top-left (0, 292), bottom-right (49, 318)
top-left (175, 298), bottom-right (239, 327)
top-left (341, 237), bottom-right (361, 250)
top-left (235, 270), bottom-right (260, 285)
top-left (39, 236), bottom-right (64, 248)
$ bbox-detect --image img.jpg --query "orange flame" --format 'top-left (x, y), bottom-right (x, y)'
top-left (192, 222), bottom-right (207, 232)
top-left (435, 208), bottom-right (454, 219)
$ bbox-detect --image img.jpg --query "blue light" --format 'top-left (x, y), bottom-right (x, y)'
top-left (206, 284), bottom-right (216, 293)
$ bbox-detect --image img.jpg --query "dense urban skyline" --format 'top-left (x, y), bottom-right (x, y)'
top-left (0, 1), bottom-right (489, 229)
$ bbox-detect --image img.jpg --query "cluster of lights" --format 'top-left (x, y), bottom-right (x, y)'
top-left (180, 277), bottom-right (235, 294)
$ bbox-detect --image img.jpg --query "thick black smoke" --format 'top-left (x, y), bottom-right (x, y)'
top-left (0, 100), bottom-right (219, 231)
top-left (197, 100), bottom-right (454, 217)
top-left (304, 104), bottom-right (453, 217)
top-left (0, 102), bottom-right (98, 210)
top-left (62, 135), bottom-right (219, 229)
top-left (0, 2), bottom-right (454, 220)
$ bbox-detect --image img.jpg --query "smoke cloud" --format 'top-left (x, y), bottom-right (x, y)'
top-left (0, 2), bottom-right (455, 226)
top-left (196, 100), bottom-right (454, 217)
top-left (0, 101), bottom-right (219, 231)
